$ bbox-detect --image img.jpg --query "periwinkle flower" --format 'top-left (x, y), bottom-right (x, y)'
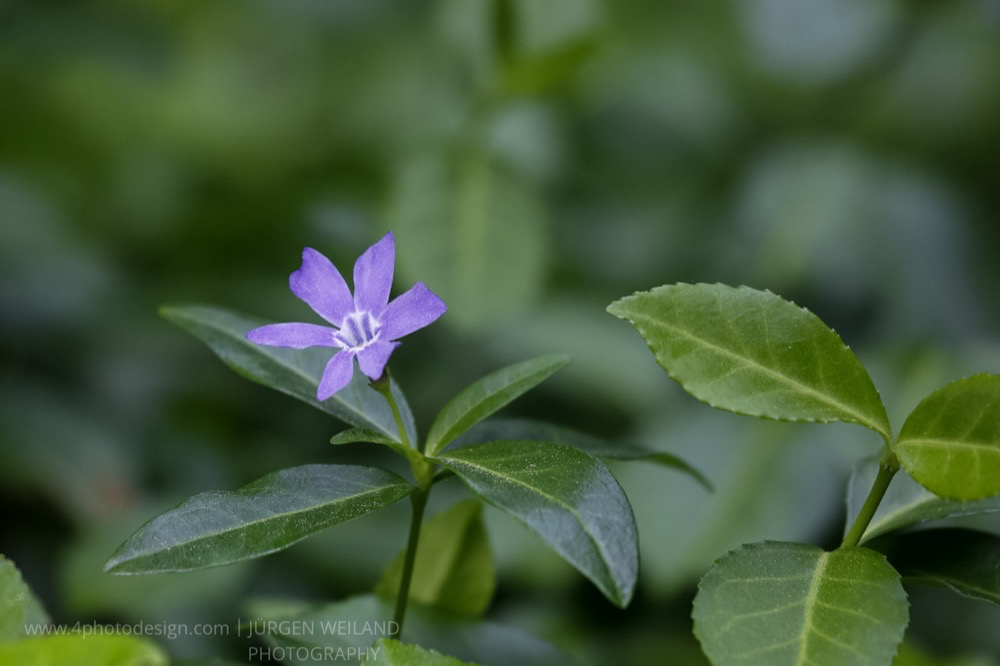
top-left (246, 232), bottom-right (446, 400)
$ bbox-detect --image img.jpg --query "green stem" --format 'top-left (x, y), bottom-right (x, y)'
top-left (371, 370), bottom-right (412, 450)
top-left (370, 368), bottom-right (434, 639)
top-left (841, 451), bottom-right (899, 549)
top-left (392, 485), bottom-right (429, 639)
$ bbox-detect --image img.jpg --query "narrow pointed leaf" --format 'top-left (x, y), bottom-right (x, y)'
top-left (375, 501), bottom-right (494, 617)
top-left (845, 458), bottom-right (1000, 544)
top-left (331, 428), bottom-right (424, 468)
top-left (608, 284), bottom-right (891, 441)
top-left (433, 440), bottom-right (638, 608)
top-left (453, 417), bottom-right (712, 490)
top-left (896, 374), bottom-right (1000, 500)
top-left (161, 304), bottom-right (417, 442)
top-left (1, 556), bottom-right (49, 641)
top-left (871, 529), bottom-right (1000, 607)
top-left (693, 542), bottom-right (908, 666)
top-left (425, 355), bottom-right (569, 456)
top-left (105, 465), bottom-right (412, 574)
top-left (0, 635), bottom-right (167, 666)
top-left (365, 639), bottom-right (475, 665)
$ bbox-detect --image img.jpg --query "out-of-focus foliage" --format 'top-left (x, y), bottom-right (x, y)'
top-left (1, 0), bottom-right (999, 663)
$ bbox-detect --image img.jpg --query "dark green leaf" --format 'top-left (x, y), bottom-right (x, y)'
top-left (896, 374), bottom-right (1000, 500)
top-left (872, 529), bottom-right (1000, 606)
top-left (364, 639), bottom-right (474, 665)
top-left (453, 417), bottom-right (711, 490)
top-left (105, 465), bottom-right (412, 574)
top-left (161, 304), bottom-right (416, 442)
top-left (425, 355), bottom-right (569, 456)
top-left (845, 458), bottom-right (1000, 544)
top-left (375, 500), bottom-right (494, 617)
top-left (433, 440), bottom-right (638, 608)
top-left (608, 284), bottom-right (891, 441)
top-left (331, 428), bottom-right (423, 467)
top-left (693, 541), bottom-right (908, 666)
top-left (0, 555), bottom-right (49, 641)
top-left (0, 635), bottom-right (167, 666)
top-left (254, 594), bottom-right (573, 666)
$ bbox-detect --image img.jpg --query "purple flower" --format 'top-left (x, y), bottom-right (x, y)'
top-left (246, 232), bottom-right (446, 400)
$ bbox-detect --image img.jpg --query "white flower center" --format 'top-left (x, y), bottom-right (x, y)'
top-left (335, 311), bottom-right (381, 352)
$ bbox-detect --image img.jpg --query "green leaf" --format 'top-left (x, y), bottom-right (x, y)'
top-left (845, 458), bottom-right (1000, 544)
top-left (425, 355), bottom-right (569, 456)
top-left (693, 541), bottom-right (908, 666)
top-left (0, 555), bottom-right (49, 642)
top-left (896, 374), bottom-right (1000, 500)
top-left (433, 440), bottom-right (638, 607)
top-left (893, 641), bottom-right (996, 666)
top-left (0, 634), bottom-right (167, 666)
top-left (105, 465), bottom-right (412, 574)
top-left (872, 529), bottom-right (1000, 607)
top-left (453, 417), bottom-right (712, 490)
top-left (375, 501), bottom-right (494, 617)
top-left (331, 428), bottom-right (423, 467)
top-left (254, 594), bottom-right (573, 666)
top-left (608, 284), bottom-right (891, 441)
top-left (161, 304), bottom-right (417, 442)
top-left (364, 639), bottom-right (474, 665)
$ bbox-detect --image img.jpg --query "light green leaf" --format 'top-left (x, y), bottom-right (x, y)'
top-left (433, 440), bottom-right (638, 608)
top-left (896, 374), bottom-right (1000, 500)
top-left (453, 417), bottom-right (712, 490)
top-left (0, 634), bottom-right (167, 666)
top-left (254, 594), bottom-right (573, 666)
top-left (872, 529), bottom-right (1000, 607)
top-left (845, 458), bottom-right (1000, 544)
top-left (608, 284), bottom-right (891, 441)
top-left (0, 555), bottom-right (49, 642)
top-left (387, 154), bottom-right (547, 331)
top-left (161, 304), bottom-right (416, 442)
top-left (425, 355), bottom-right (569, 456)
top-left (693, 541), bottom-right (908, 666)
top-left (364, 639), bottom-right (474, 665)
top-left (893, 640), bottom-right (996, 666)
top-left (375, 501), bottom-right (494, 617)
top-left (105, 465), bottom-right (412, 574)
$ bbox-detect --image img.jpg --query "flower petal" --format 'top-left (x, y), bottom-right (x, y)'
top-left (356, 340), bottom-right (400, 380)
top-left (353, 231), bottom-right (395, 315)
top-left (317, 351), bottom-right (355, 401)
top-left (290, 248), bottom-right (354, 325)
top-left (380, 282), bottom-right (447, 341)
top-left (246, 323), bottom-right (337, 349)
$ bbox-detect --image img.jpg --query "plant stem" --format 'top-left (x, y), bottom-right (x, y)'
top-left (840, 451), bottom-right (900, 549)
top-left (370, 368), bottom-right (434, 639)
top-left (392, 485), bottom-right (429, 639)
top-left (372, 370), bottom-right (412, 450)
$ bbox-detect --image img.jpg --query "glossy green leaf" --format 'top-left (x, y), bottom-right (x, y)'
top-left (453, 417), bottom-right (712, 490)
top-left (425, 355), bottom-right (569, 456)
top-left (893, 641), bottom-right (996, 666)
top-left (375, 500), bottom-right (494, 617)
top-left (433, 440), bottom-right (638, 607)
top-left (693, 541), bottom-right (908, 666)
top-left (105, 465), bottom-right (412, 574)
top-left (896, 374), bottom-right (1000, 500)
top-left (0, 635), bottom-right (167, 666)
top-left (608, 284), bottom-right (891, 441)
top-left (254, 594), bottom-right (573, 666)
top-left (161, 304), bottom-right (416, 442)
top-left (364, 639), bottom-right (474, 665)
top-left (1, 555), bottom-right (48, 642)
top-left (872, 529), bottom-right (1000, 606)
top-left (845, 459), bottom-right (1000, 544)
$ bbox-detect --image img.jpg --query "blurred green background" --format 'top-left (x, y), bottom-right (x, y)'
top-left (2, 0), bottom-right (999, 664)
